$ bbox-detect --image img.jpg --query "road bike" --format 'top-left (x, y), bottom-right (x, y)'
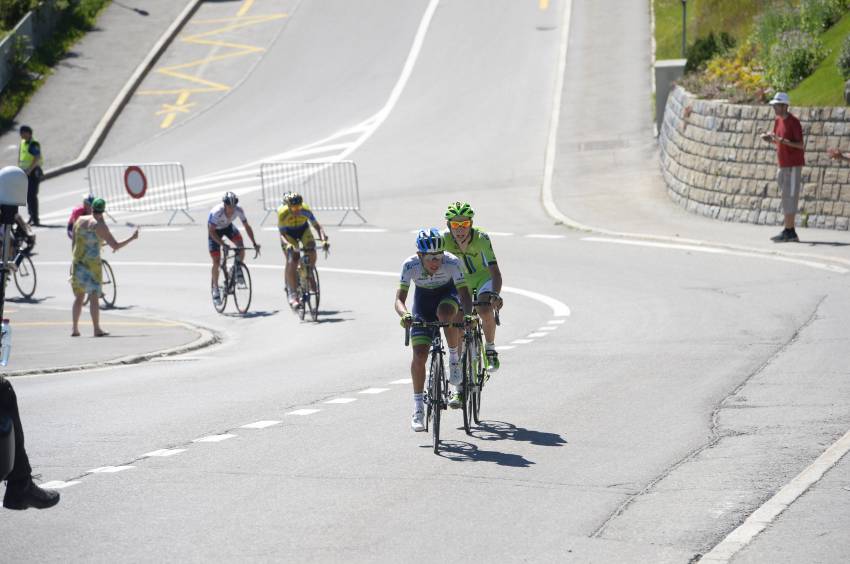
top-left (406, 320), bottom-right (465, 454)
top-left (461, 295), bottom-right (501, 430)
top-left (11, 246), bottom-right (36, 300)
top-left (214, 246), bottom-right (258, 314)
top-left (287, 241), bottom-right (329, 322)
top-left (82, 259), bottom-right (116, 308)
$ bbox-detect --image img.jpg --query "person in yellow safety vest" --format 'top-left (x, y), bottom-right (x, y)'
top-left (18, 125), bottom-right (44, 226)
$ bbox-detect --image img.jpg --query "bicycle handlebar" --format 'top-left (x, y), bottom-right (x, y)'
top-left (222, 246), bottom-right (260, 259)
top-left (403, 320), bottom-right (470, 347)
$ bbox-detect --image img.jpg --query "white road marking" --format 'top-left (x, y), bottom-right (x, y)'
top-left (140, 227), bottom-right (184, 233)
top-left (193, 433), bottom-right (236, 443)
top-left (548, 319), bottom-right (566, 324)
top-left (37, 261), bottom-right (572, 318)
top-left (496, 345), bottom-right (515, 351)
top-left (583, 236), bottom-right (849, 273)
top-left (324, 398), bottom-right (358, 404)
top-left (41, 480), bottom-right (82, 489)
top-left (389, 378), bottom-right (412, 385)
top-left (240, 420), bottom-right (281, 429)
top-left (142, 448), bottom-right (186, 458)
top-left (87, 465), bottom-right (135, 474)
top-left (526, 234), bottom-right (565, 239)
top-left (527, 332), bottom-right (548, 338)
top-left (488, 232), bottom-right (515, 236)
top-left (538, 326), bottom-right (558, 331)
top-left (701, 428), bottom-right (850, 562)
top-left (338, 228), bottom-right (387, 233)
top-left (359, 388), bottom-right (390, 394)
top-left (263, 227), bottom-right (280, 232)
top-left (287, 408), bottom-right (321, 416)
top-left (511, 339), bottom-right (534, 345)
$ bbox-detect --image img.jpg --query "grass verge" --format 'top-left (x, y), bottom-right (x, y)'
top-left (789, 11), bottom-right (850, 106)
top-left (0, 0), bottom-right (111, 133)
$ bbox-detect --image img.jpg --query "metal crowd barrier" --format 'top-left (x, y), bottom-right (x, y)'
top-left (86, 162), bottom-right (194, 225)
top-left (259, 161), bottom-right (366, 225)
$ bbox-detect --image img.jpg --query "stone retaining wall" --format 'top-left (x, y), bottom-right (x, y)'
top-left (659, 86), bottom-right (850, 230)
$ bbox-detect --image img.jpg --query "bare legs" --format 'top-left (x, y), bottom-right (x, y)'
top-left (71, 291), bottom-right (107, 336)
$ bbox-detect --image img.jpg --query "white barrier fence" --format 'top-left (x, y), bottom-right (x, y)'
top-left (87, 163), bottom-right (193, 225)
top-left (260, 161), bottom-right (366, 225)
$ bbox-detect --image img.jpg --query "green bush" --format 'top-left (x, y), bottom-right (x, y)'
top-left (752, 3), bottom-right (800, 52)
top-left (765, 30), bottom-right (827, 90)
top-left (685, 32), bottom-right (736, 73)
top-left (800, 0), bottom-right (849, 34)
top-left (0, 0), bottom-right (39, 30)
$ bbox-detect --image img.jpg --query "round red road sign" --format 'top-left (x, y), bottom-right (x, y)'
top-left (124, 166), bottom-right (147, 199)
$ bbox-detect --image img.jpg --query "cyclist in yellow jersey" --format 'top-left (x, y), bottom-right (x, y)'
top-left (277, 192), bottom-right (328, 307)
top-left (442, 201), bottom-right (503, 371)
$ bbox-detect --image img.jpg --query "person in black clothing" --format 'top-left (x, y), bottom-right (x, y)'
top-left (1, 376), bottom-right (59, 510)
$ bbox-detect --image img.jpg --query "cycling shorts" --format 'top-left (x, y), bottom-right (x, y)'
top-left (280, 224), bottom-right (315, 253)
top-left (410, 283), bottom-right (460, 347)
top-left (208, 225), bottom-right (243, 255)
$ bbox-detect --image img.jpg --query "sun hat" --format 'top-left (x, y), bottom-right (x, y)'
top-left (768, 92), bottom-right (790, 106)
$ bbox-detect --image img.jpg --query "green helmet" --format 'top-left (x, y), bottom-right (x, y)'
top-left (92, 198), bottom-right (106, 213)
top-left (445, 201), bottom-right (475, 220)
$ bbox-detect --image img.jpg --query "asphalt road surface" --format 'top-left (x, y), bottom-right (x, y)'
top-left (5, 1), bottom-right (850, 562)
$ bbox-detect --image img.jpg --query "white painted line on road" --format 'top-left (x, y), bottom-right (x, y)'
top-left (359, 388), bottom-right (390, 395)
top-left (527, 332), bottom-right (548, 338)
top-left (41, 480), bottom-right (82, 489)
top-left (38, 260), bottom-right (573, 319)
top-left (583, 237), bottom-right (849, 273)
top-left (338, 228), bottom-right (387, 233)
top-left (240, 420), bottom-right (281, 429)
top-left (496, 345), bottom-right (515, 351)
top-left (389, 378), bottom-right (412, 385)
top-left (488, 232), bottom-right (515, 237)
top-left (512, 339), bottom-right (534, 345)
top-left (140, 227), bottom-right (184, 233)
top-left (142, 448), bottom-right (186, 458)
top-left (287, 409), bottom-right (321, 416)
top-left (548, 319), bottom-right (566, 324)
top-left (263, 227), bottom-right (280, 232)
top-left (193, 434), bottom-right (237, 443)
top-left (87, 465), bottom-right (135, 474)
top-left (526, 234), bottom-right (565, 239)
top-left (701, 427), bottom-right (850, 563)
top-left (538, 326), bottom-right (558, 331)
top-left (324, 398), bottom-right (358, 404)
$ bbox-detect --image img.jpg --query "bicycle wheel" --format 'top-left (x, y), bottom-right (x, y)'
top-left (233, 263), bottom-right (252, 314)
top-left (213, 272), bottom-right (228, 313)
top-left (13, 255), bottom-right (36, 299)
top-left (100, 260), bottom-right (117, 308)
top-left (305, 266), bottom-right (320, 322)
top-left (429, 351), bottom-right (443, 454)
top-left (472, 333), bottom-right (485, 424)
top-left (461, 346), bottom-right (473, 435)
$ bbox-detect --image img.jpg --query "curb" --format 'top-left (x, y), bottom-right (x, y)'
top-left (5, 319), bottom-right (221, 378)
top-left (540, 0), bottom-right (850, 273)
top-left (43, 0), bottom-right (204, 180)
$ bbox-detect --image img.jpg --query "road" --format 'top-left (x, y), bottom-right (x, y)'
top-left (5, 1), bottom-right (850, 562)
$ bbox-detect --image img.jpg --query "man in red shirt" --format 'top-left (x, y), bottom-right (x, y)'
top-left (760, 92), bottom-right (805, 242)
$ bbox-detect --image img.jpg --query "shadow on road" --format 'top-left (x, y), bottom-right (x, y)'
top-left (471, 421), bottom-right (568, 447)
top-left (800, 240), bottom-right (850, 247)
top-left (427, 440), bottom-right (534, 467)
top-left (314, 309), bottom-right (353, 323)
top-left (225, 310), bottom-right (279, 318)
top-left (6, 296), bottom-right (52, 304)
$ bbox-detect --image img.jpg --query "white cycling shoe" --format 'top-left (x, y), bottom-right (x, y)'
top-left (411, 410), bottom-right (426, 432)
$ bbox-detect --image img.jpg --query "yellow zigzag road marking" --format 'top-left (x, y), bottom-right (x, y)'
top-left (137, 0), bottom-right (287, 129)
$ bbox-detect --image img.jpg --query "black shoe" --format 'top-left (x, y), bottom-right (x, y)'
top-left (771, 229), bottom-right (797, 243)
top-left (3, 478), bottom-right (60, 510)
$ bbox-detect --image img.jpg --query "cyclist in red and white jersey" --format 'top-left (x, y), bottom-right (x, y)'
top-left (208, 191), bottom-right (260, 305)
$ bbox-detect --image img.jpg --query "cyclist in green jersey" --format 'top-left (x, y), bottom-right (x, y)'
top-left (442, 201), bottom-right (503, 370)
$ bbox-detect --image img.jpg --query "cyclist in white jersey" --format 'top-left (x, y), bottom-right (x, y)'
top-left (208, 191), bottom-right (260, 304)
top-left (396, 228), bottom-right (473, 432)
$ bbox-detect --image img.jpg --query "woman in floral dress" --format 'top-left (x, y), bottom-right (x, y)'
top-left (71, 198), bottom-right (139, 337)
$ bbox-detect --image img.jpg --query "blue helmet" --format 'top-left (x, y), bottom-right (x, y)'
top-left (415, 228), bottom-right (444, 253)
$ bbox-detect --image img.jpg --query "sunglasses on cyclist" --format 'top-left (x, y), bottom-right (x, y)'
top-left (421, 252), bottom-right (444, 260)
top-left (449, 219), bottom-right (472, 228)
